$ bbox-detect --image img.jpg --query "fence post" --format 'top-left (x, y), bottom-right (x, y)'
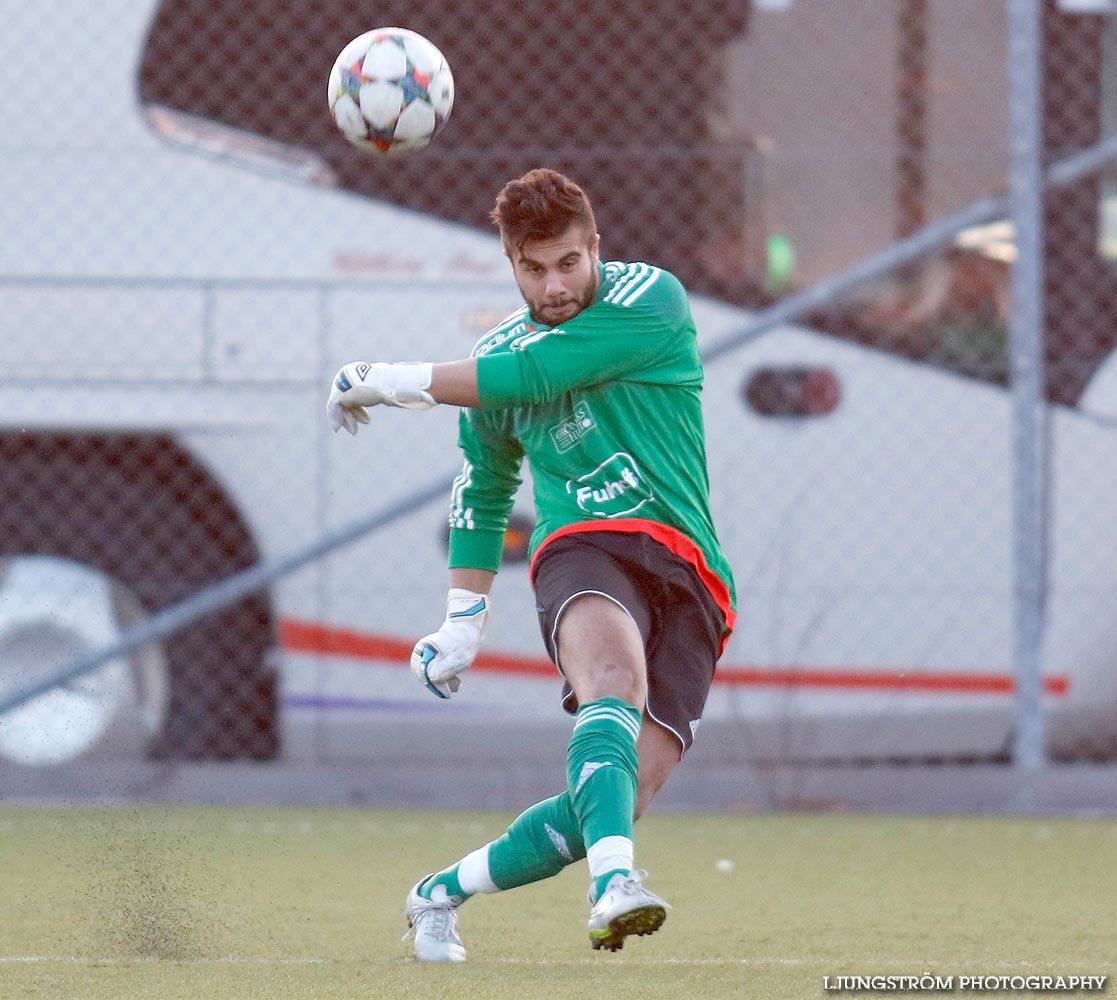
top-left (1007, 0), bottom-right (1049, 771)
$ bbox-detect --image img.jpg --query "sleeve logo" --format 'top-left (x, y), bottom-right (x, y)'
top-left (566, 452), bottom-right (654, 519)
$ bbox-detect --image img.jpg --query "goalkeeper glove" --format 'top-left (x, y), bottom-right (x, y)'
top-left (410, 589), bottom-right (490, 699)
top-left (326, 361), bottom-right (436, 435)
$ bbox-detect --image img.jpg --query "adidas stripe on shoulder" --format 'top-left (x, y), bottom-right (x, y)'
top-left (602, 262), bottom-right (662, 308)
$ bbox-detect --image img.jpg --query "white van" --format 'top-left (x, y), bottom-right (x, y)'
top-left (1, 0), bottom-right (1116, 767)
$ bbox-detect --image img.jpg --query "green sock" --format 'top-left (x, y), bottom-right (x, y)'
top-left (420, 793), bottom-right (586, 903)
top-left (422, 697), bottom-right (642, 905)
top-left (565, 697), bottom-right (642, 902)
top-left (488, 793), bottom-right (586, 889)
top-left (417, 864), bottom-right (470, 905)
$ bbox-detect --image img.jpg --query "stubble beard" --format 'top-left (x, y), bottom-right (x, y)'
top-left (531, 269), bottom-right (599, 326)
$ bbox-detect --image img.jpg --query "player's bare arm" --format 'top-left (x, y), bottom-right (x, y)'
top-left (430, 359), bottom-right (481, 407)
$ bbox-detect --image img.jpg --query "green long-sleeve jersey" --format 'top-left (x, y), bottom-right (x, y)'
top-left (448, 259), bottom-right (736, 636)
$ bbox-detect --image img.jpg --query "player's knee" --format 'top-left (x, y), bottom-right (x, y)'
top-left (581, 658), bottom-right (644, 705)
top-left (558, 593), bottom-right (648, 706)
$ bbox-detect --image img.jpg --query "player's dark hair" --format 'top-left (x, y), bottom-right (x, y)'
top-left (490, 169), bottom-right (597, 252)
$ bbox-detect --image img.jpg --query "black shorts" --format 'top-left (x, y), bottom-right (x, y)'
top-left (532, 531), bottom-right (725, 754)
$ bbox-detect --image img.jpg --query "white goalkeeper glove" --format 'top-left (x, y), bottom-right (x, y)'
top-left (410, 588), bottom-right (490, 699)
top-left (326, 361), bottom-right (437, 435)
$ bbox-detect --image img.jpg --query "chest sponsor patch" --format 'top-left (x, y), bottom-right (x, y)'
top-left (566, 452), bottom-right (654, 519)
top-left (548, 401), bottom-right (596, 453)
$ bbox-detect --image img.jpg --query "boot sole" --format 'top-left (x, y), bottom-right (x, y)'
top-left (589, 904), bottom-right (667, 952)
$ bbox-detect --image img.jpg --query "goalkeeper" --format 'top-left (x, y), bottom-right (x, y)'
top-left (327, 168), bottom-right (736, 961)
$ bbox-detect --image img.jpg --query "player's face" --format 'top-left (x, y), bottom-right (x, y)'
top-left (509, 225), bottom-right (601, 326)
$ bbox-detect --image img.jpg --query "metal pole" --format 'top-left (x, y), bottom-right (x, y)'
top-left (896, 0), bottom-right (929, 239)
top-left (1007, 0), bottom-right (1049, 770)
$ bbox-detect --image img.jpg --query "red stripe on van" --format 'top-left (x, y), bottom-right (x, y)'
top-left (278, 619), bottom-right (1069, 695)
top-left (279, 619), bottom-right (558, 677)
top-left (714, 666), bottom-right (1068, 695)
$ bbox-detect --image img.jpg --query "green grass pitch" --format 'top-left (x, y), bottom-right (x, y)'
top-left (1, 806), bottom-right (1113, 999)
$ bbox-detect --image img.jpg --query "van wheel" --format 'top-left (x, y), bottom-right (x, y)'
top-left (0, 556), bottom-right (170, 766)
top-left (0, 433), bottom-right (279, 761)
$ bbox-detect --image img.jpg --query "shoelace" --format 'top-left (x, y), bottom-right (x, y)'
top-left (591, 869), bottom-right (672, 910)
top-left (401, 904), bottom-right (460, 944)
top-left (621, 869), bottom-right (649, 890)
top-left (589, 868), bottom-right (648, 906)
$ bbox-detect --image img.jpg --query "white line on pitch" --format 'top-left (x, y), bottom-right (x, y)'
top-left (0, 956), bottom-right (326, 965)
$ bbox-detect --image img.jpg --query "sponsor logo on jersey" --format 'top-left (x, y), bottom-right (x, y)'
top-left (566, 452), bottom-right (654, 519)
top-left (548, 401), bottom-right (597, 453)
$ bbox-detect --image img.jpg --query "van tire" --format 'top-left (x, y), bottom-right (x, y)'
top-left (0, 433), bottom-right (279, 760)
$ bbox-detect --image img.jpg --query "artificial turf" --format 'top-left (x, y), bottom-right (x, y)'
top-left (1, 806), bottom-right (1113, 999)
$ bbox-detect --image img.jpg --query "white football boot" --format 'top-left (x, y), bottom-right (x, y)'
top-left (403, 876), bottom-right (467, 962)
top-left (586, 869), bottom-right (670, 951)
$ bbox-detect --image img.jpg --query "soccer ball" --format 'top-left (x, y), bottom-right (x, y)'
top-left (327, 27), bottom-right (454, 155)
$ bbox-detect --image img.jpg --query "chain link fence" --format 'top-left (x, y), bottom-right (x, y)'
top-left (1, 0), bottom-right (1116, 779)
